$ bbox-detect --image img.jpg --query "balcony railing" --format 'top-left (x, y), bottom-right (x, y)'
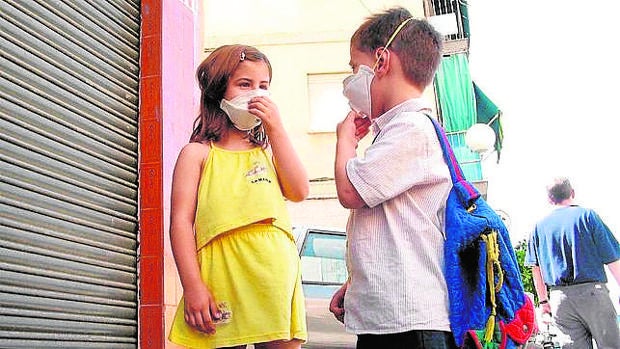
top-left (424, 0), bottom-right (469, 55)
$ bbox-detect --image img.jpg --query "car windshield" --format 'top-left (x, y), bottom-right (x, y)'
top-left (300, 231), bottom-right (348, 285)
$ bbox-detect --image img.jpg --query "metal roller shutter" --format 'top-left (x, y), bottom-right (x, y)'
top-left (0, 0), bottom-right (140, 348)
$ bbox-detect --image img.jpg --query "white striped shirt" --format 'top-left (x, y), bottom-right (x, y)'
top-left (344, 98), bottom-right (452, 334)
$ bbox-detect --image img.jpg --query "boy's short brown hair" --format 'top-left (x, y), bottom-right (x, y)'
top-left (351, 7), bottom-right (443, 89)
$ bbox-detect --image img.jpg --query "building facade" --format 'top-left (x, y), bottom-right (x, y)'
top-left (0, 0), bottom-right (499, 348)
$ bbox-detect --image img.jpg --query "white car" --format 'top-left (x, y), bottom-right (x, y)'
top-left (292, 226), bottom-right (357, 349)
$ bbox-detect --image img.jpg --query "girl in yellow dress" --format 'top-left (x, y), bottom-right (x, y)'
top-left (168, 44), bottom-right (309, 349)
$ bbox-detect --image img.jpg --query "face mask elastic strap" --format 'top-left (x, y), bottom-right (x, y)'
top-left (372, 17), bottom-right (414, 70)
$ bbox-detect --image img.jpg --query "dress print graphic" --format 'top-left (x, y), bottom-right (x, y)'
top-left (245, 161), bottom-right (272, 184)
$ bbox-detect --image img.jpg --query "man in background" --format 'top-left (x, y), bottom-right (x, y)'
top-left (525, 176), bottom-right (620, 349)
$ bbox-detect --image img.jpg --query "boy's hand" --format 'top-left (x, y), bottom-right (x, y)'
top-left (353, 112), bottom-right (371, 141)
top-left (329, 282), bottom-right (349, 323)
top-left (337, 111), bottom-right (367, 149)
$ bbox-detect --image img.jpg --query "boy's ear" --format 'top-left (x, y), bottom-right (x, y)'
top-left (374, 49), bottom-right (390, 76)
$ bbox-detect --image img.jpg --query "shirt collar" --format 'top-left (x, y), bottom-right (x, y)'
top-left (371, 98), bottom-right (433, 135)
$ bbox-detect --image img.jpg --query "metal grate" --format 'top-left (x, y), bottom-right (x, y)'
top-left (424, 0), bottom-right (468, 43)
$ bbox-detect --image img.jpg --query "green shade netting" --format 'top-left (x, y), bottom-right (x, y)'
top-left (435, 54), bottom-right (476, 132)
top-left (473, 82), bottom-right (503, 160)
top-left (434, 53), bottom-right (481, 181)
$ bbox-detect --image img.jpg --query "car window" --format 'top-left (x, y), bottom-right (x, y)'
top-left (300, 231), bottom-right (347, 285)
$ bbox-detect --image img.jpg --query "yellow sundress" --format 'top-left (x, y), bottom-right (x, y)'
top-left (168, 144), bottom-right (307, 348)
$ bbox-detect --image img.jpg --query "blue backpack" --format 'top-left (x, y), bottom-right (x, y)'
top-left (428, 116), bottom-right (536, 349)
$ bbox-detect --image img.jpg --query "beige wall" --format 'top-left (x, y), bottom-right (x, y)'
top-left (200, 0), bottom-right (434, 229)
top-left (165, 2), bottom-right (434, 346)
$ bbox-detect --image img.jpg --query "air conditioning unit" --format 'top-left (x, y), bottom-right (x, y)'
top-left (428, 13), bottom-right (459, 36)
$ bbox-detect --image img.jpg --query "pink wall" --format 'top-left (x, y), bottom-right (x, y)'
top-left (162, 0), bottom-right (200, 194)
top-left (161, 0), bottom-right (201, 347)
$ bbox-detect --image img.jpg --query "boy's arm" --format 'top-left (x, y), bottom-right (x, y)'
top-left (335, 111), bottom-right (365, 209)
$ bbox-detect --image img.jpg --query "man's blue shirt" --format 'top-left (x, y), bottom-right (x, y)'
top-left (525, 205), bottom-right (620, 286)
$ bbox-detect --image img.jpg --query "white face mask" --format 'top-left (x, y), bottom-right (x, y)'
top-left (342, 65), bottom-right (374, 117)
top-left (220, 89), bottom-right (270, 131)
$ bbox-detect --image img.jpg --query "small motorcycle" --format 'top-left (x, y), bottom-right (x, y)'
top-left (523, 314), bottom-right (560, 349)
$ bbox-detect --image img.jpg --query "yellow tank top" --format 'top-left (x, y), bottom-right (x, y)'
top-left (194, 144), bottom-right (292, 250)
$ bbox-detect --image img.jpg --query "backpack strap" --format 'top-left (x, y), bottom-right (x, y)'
top-left (425, 115), bottom-right (480, 205)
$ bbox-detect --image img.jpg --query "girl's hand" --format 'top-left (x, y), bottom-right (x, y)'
top-left (252, 94), bottom-right (309, 202)
top-left (183, 284), bottom-right (221, 334)
top-left (248, 95), bottom-right (282, 132)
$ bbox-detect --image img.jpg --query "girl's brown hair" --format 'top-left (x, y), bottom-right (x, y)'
top-left (190, 44), bottom-right (272, 146)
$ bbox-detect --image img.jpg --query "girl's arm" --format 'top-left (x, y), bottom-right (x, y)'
top-left (268, 126), bottom-right (309, 202)
top-left (169, 143), bottom-right (220, 334)
top-left (250, 96), bottom-right (309, 202)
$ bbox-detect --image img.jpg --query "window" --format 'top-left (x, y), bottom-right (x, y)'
top-left (307, 73), bottom-right (350, 133)
top-left (424, 0), bottom-right (469, 44)
top-left (430, 0), bottom-right (459, 15)
top-left (300, 231), bottom-right (347, 285)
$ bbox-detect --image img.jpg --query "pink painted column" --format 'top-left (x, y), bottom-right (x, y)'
top-left (161, 0), bottom-right (200, 348)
